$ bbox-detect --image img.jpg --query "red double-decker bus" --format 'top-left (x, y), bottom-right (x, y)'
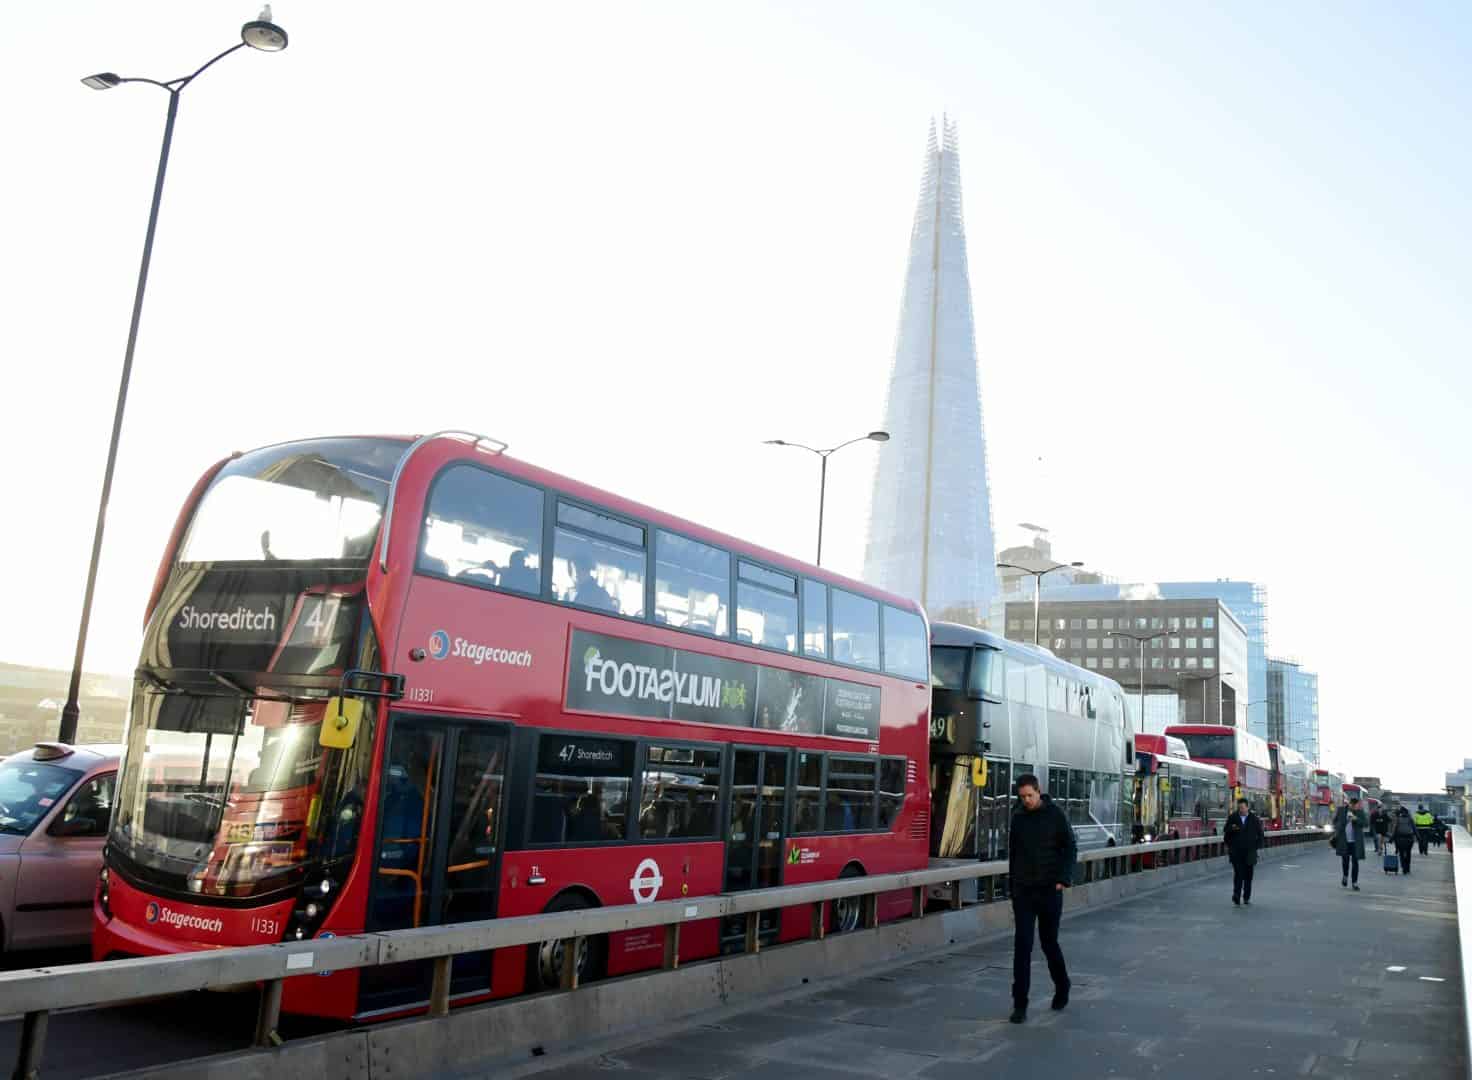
top-left (95, 433), bottom-right (931, 1020)
top-left (1130, 734), bottom-right (1229, 842)
top-left (1268, 742), bottom-right (1312, 830)
top-left (1310, 768), bottom-right (1344, 828)
top-left (1163, 725), bottom-right (1272, 819)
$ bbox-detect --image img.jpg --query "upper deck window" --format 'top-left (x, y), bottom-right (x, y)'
top-left (552, 501), bottom-right (646, 619)
top-left (419, 465), bottom-right (544, 593)
top-left (179, 438), bottom-right (407, 564)
top-left (736, 561), bottom-right (797, 653)
top-left (882, 606), bottom-right (928, 681)
top-left (654, 532), bottom-right (729, 637)
top-left (803, 580), bottom-right (828, 658)
top-left (831, 589), bottom-right (879, 670)
top-left (930, 645), bottom-right (968, 690)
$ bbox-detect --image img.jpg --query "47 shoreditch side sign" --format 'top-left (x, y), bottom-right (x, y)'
top-left (564, 629), bottom-right (880, 741)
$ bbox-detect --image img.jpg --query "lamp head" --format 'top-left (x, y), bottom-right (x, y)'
top-left (81, 72), bottom-right (122, 90)
top-left (1069, 560), bottom-right (1084, 567)
top-left (867, 431), bottom-right (890, 443)
top-left (763, 439), bottom-right (786, 446)
top-left (242, 5), bottom-right (288, 51)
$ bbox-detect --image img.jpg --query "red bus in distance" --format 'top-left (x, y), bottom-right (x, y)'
top-left (96, 433), bottom-right (931, 1021)
top-left (1130, 734), bottom-right (1229, 842)
top-left (1268, 742), bottom-right (1312, 831)
top-left (1310, 768), bottom-right (1344, 828)
top-left (1163, 724), bottom-right (1273, 820)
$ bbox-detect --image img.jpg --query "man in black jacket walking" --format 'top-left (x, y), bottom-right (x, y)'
top-left (1223, 797), bottom-right (1265, 905)
top-left (1007, 774), bottom-right (1076, 1024)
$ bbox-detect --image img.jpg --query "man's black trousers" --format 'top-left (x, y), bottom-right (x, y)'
top-left (1231, 857), bottom-right (1254, 902)
top-left (1012, 884), bottom-right (1069, 1008)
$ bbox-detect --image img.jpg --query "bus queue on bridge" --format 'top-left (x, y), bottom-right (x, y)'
top-left (0, 432), bottom-right (1417, 1023)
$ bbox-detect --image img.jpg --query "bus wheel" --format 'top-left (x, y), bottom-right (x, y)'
top-left (830, 865), bottom-right (864, 935)
top-left (530, 892), bottom-right (606, 991)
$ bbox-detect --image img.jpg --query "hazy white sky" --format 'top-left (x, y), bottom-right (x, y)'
top-left (2, 3), bottom-right (1468, 790)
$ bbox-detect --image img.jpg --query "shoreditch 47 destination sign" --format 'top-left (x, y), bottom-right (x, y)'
top-left (565, 629), bottom-right (880, 742)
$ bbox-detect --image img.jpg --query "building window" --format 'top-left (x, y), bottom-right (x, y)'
top-left (1136, 617), bottom-right (1147, 629)
top-left (1040, 619), bottom-right (1051, 631)
top-left (1185, 617), bottom-right (1198, 629)
top-left (1070, 618), bottom-right (1082, 630)
top-left (1103, 657), bottom-right (1114, 669)
top-left (1086, 618), bottom-right (1098, 630)
top-left (1186, 657), bottom-right (1198, 669)
top-left (1023, 619), bottom-right (1034, 630)
top-left (1085, 657), bottom-right (1099, 670)
top-left (1203, 657), bottom-right (1216, 670)
top-left (1086, 638), bottom-right (1098, 649)
top-left (1170, 658), bottom-right (1182, 670)
top-left (1102, 637), bottom-right (1113, 649)
top-left (1070, 638), bottom-right (1082, 650)
top-left (1168, 637), bottom-right (1181, 650)
top-left (1203, 637), bottom-right (1215, 650)
top-left (1008, 618), bottom-right (1021, 630)
top-left (1185, 637), bottom-right (1198, 650)
top-left (1119, 657), bottom-right (1131, 670)
top-left (1151, 657), bottom-right (1163, 669)
top-left (1150, 617), bottom-right (1163, 629)
top-left (1203, 616), bottom-right (1215, 629)
top-left (1054, 637), bottom-right (1066, 651)
top-left (1103, 618), bottom-right (1114, 630)
top-left (1168, 617), bottom-right (1180, 631)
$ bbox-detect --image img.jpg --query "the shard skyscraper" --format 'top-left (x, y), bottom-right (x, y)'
top-left (863, 117), bottom-right (998, 626)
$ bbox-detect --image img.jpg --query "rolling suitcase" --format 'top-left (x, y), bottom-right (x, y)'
top-left (1384, 845), bottom-right (1400, 874)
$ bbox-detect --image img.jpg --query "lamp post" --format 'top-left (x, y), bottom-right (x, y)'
top-left (58, 9), bottom-right (289, 745)
top-left (996, 561), bottom-right (1084, 645)
top-left (1178, 670), bottom-right (1233, 725)
top-left (763, 431), bottom-right (889, 565)
top-left (1107, 628), bottom-right (1172, 734)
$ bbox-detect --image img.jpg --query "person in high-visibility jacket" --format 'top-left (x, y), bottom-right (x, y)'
top-left (1414, 806), bottom-right (1434, 856)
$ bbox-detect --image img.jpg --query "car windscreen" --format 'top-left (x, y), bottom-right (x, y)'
top-left (0, 760), bottom-right (82, 835)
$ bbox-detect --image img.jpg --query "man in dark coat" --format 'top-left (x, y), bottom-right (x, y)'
top-left (1391, 806), bottom-right (1417, 874)
top-left (1371, 806), bottom-right (1390, 855)
top-left (1333, 796), bottom-right (1369, 890)
top-left (1223, 797), bottom-right (1264, 906)
top-left (1007, 774), bottom-right (1076, 1024)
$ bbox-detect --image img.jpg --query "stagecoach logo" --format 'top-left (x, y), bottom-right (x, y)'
top-left (427, 629), bottom-right (532, 669)
top-left (144, 901), bottom-right (224, 935)
top-left (629, 858), bottom-right (664, 904)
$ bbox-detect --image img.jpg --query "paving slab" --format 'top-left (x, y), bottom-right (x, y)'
top-left (502, 847), bottom-right (1466, 1079)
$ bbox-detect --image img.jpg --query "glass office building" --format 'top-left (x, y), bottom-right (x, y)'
top-left (1266, 657), bottom-right (1320, 762)
top-left (863, 117), bottom-right (998, 627)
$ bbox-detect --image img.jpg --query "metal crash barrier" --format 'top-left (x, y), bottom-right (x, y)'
top-left (0, 828), bottom-right (1324, 1079)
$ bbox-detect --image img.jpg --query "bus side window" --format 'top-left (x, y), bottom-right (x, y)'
top-left (419, 464), bottom-right (544, 592)
top-left (529, 735), bottom-right (635, 845)
top-left (793, 753), bottom-right (824, 834)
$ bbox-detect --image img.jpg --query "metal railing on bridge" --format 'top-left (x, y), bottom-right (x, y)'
top-left (0, 828), bottom-right (1324, 1080)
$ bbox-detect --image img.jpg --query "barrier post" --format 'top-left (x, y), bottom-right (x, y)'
top-left (253, 980), bottom-right (284, 1048)
top-left (810, 901), bottom-right (826, 940)
top-left (559, 938), bottom-right (581, 990)
top-left (429, 955), bottom-right (452, 1016)
top-left (11, 1009), bottom-right (47, 1080)
top-left (744, 912), bottom-right (761, 954)
top-left (663, 923), bottom-right (681, 971)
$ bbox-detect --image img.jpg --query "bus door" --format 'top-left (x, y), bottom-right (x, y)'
top-left (360, 714), bottom-right (509, 1013)
top-left (980, 758), bottom-right (1010, 862)
top-left (721, 747), bottom-right (788, 950)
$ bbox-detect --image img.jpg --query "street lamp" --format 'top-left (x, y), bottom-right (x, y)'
top-left (1178, 670), bottom-right (1233, 725)
top-left (58, 8), bottom-right (289, 745)
top-left (996, 561), bottom-right (1084, 645)
top-left (764, 431), bottom-right (889, 565)
top-left (1107, 628), bottom-right (1172, 734)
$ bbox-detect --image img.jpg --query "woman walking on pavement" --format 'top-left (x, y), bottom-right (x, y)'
top-left (1333, 796), bottom-right (1368, 890)
top-left (1391, 805), bottom-right (1417, 875)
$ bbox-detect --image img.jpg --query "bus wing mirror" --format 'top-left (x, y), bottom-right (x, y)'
top-left (320, 696), bottom-right (365, 749)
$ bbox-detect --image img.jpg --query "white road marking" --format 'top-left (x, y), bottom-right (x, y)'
top-left (1419, 976), bottom-right (1446, 983)
top-left (1387, 966), bottom-right (1407, 972)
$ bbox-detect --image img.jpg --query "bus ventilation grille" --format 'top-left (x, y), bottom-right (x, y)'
top-left (909, 810), bottom-right (929, 840)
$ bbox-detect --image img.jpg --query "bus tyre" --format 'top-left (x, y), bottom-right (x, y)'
top-left (830, 865), bottom-right (864, 935)
top-left (530, 893), bottom-right (606, 991)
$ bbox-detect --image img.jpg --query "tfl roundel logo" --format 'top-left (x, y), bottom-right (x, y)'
top-left (145, 902), bottom-right (161, 924)
top-left (428, 630), bottom-right (451, 660)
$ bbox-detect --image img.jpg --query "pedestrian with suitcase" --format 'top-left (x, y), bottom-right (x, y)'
top-left (1391, 806), bottom-right (1416, 875)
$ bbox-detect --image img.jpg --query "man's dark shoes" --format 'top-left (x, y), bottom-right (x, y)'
top-left (1051, 989), bottom-right (1069, 1011)
top-left (1243, 898), bottom-right (1251, 905)
top-left (1009, 1006), bottom-right (1027, 1024)
top-left (1232, 896), bottom-right (1240, 906)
